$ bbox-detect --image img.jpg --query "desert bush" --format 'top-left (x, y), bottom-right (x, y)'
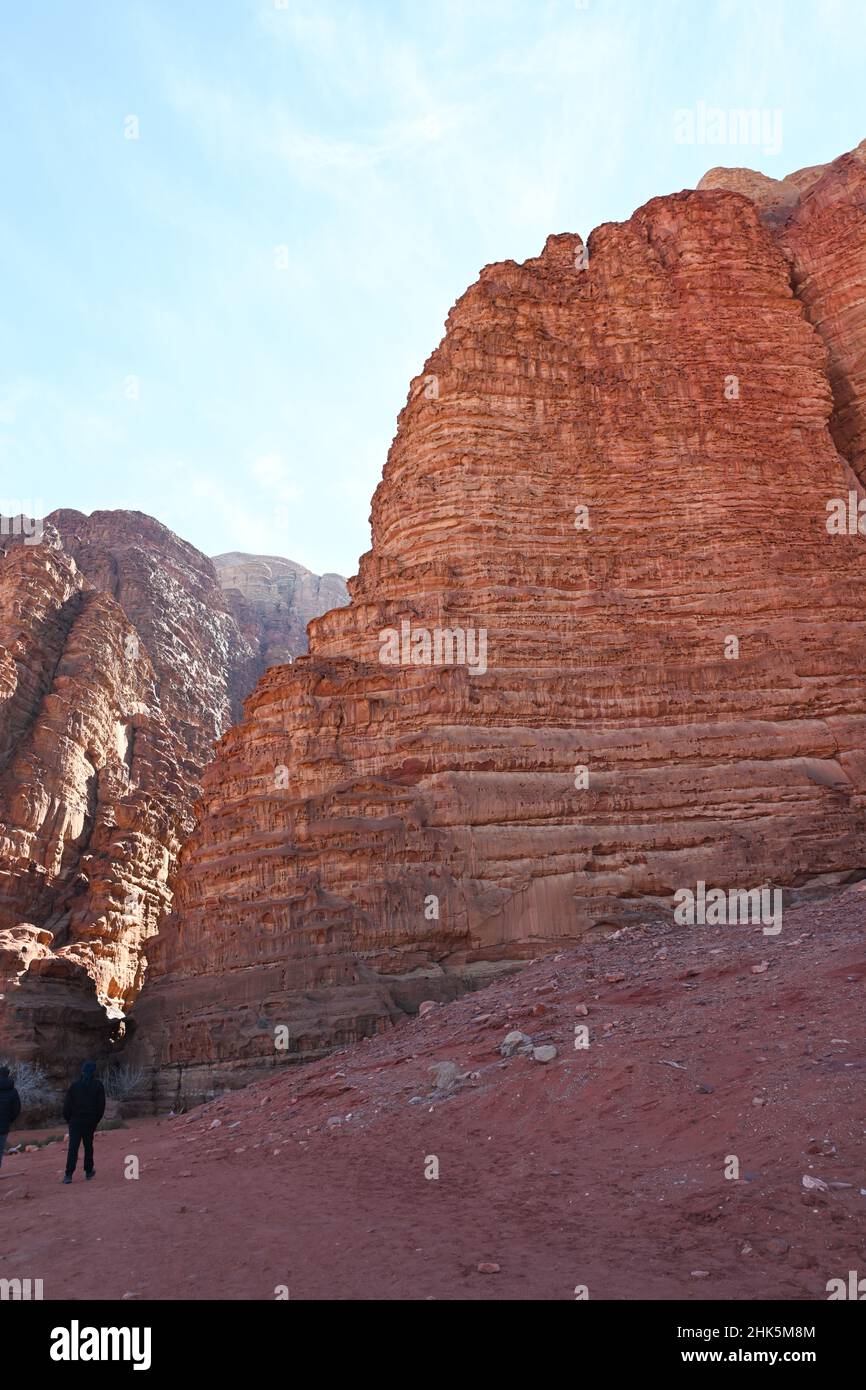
top-left (0, 1057), bottom-right (51, 1108)
top-left (102, 1061), bottom-right (145, 1100)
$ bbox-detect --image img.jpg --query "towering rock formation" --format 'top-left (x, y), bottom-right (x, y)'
top-left (0, 512), bottom-right (339, 1075)
top-left (133, 146), bottom-right (866, 1105)
top-left (701, 138), bottom-right (866, 487)
top-left (0, 519), bottom-right (195, 1070)
top-left (213, 553), bottom-right (348, 677)
top-left (48, 511), bottom-right (258, 750)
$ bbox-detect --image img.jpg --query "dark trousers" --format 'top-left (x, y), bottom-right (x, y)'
top-left (65, 1122), bottom-right (96, 1176)
top-left (0, 1132), bottom-right (6, 1167)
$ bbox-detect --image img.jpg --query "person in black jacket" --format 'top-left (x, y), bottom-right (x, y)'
top-left (62, 1061), bottom-right (106, 1183)
top-left (0, 1066), bottom-right (22, 1171)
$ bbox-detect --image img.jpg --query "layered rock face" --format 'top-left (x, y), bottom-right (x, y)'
top-left (213, 552), bottom-right (348, 676)
top-left (133, 157), bottom-right (866, 1104)
top-left (700, 139), bottom-right (866, 485)
top-left (0, 511), bottom-right (340, 1075)
top-left (0, 521), bottom-right (193, 1070)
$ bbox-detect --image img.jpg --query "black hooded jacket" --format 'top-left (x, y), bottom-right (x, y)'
top-left (0, 1075), bottom-right (22, 1134)
top-left (63, 1071), bottom-right (106, 1127)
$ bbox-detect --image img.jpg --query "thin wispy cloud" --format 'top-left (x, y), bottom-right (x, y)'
top-left (0, 0), bottom-right (863, 574)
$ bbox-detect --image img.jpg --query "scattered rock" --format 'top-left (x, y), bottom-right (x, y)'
top-left (500, 1031), bottom-right (532, 1058)
top-left (429, 1061), bottom-right (466, 1091)
top-left (532, 1045), bottom-right (558, 1063)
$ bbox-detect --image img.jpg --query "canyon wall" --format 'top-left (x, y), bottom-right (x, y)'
top-left (132, 145), bottom-right (866, 1105)
top-left (213, 552), bottom-right (348, 677)
top-left (0, 518), bottom-right (197, 1071)
top-left (0, 512), bottom-right (341, 1076)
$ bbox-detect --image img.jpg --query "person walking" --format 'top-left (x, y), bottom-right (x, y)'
top-left (62, 1061), bottom-right (105, 1183)
top-left (0, 1066), bottom-right (22, 1173)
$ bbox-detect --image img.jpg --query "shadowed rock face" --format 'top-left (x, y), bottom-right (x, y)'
top-left (132, 151), bottom-right (866, 1106)
top-left (0, 518), bottom-right (200, 1073)
top-left (0, 512), bottom-right (342, 1076)
top-left (212, 553), bottom-right (348, 676)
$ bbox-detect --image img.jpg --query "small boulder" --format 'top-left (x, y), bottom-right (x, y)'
top-left (801, 1174), bottom-right (828, 1192)
top-left (429, 1061), bottom-right (465, 1091)
top-left (500, 1030), bottom-right (532, 1057)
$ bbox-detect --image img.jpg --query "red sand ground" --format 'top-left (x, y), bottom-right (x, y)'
top-left (2, 888), bottom-right (864, 1301)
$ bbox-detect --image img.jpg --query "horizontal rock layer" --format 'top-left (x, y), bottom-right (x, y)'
top-left (133, 161), bottom-right (866, 1105)
top-left (212, 552), bottom-right (348, 678)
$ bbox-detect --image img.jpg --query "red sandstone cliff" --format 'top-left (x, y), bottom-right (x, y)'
top-left (0, 512), bottom-right (342, 1074)
top-left (0, 520), bottom-right (192, 1070)
top-left (212, 552), bottom-right (348, 676)
top-left (131, 143), bottom-right (866, 1105)
top-left (700, 138), bottom-right (866, 486)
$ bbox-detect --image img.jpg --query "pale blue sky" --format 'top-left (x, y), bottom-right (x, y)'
top-left (1, 0), bottom-right (864, 576)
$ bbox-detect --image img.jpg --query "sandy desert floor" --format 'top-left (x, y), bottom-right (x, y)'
top-left (2, 887), bottom-right (864, 1301)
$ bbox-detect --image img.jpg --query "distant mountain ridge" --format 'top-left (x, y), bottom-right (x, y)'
top-left (212, 551), bottom-right (348, 678)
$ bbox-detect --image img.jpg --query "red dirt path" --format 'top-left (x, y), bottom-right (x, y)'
top-left (2, 888), bottom-right (865, 1300)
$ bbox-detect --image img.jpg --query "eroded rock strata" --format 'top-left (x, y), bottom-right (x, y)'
top-left (0, 520), bottom-right (192, 1071)
top-left (0, 512), bottom-right (339, 1075)
top-left (700, 139), bottom-right (866, 485)
top-left (133, 156), bottom-right (866, 1104)
top-left (212, 552), bottom-right (348, 678)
